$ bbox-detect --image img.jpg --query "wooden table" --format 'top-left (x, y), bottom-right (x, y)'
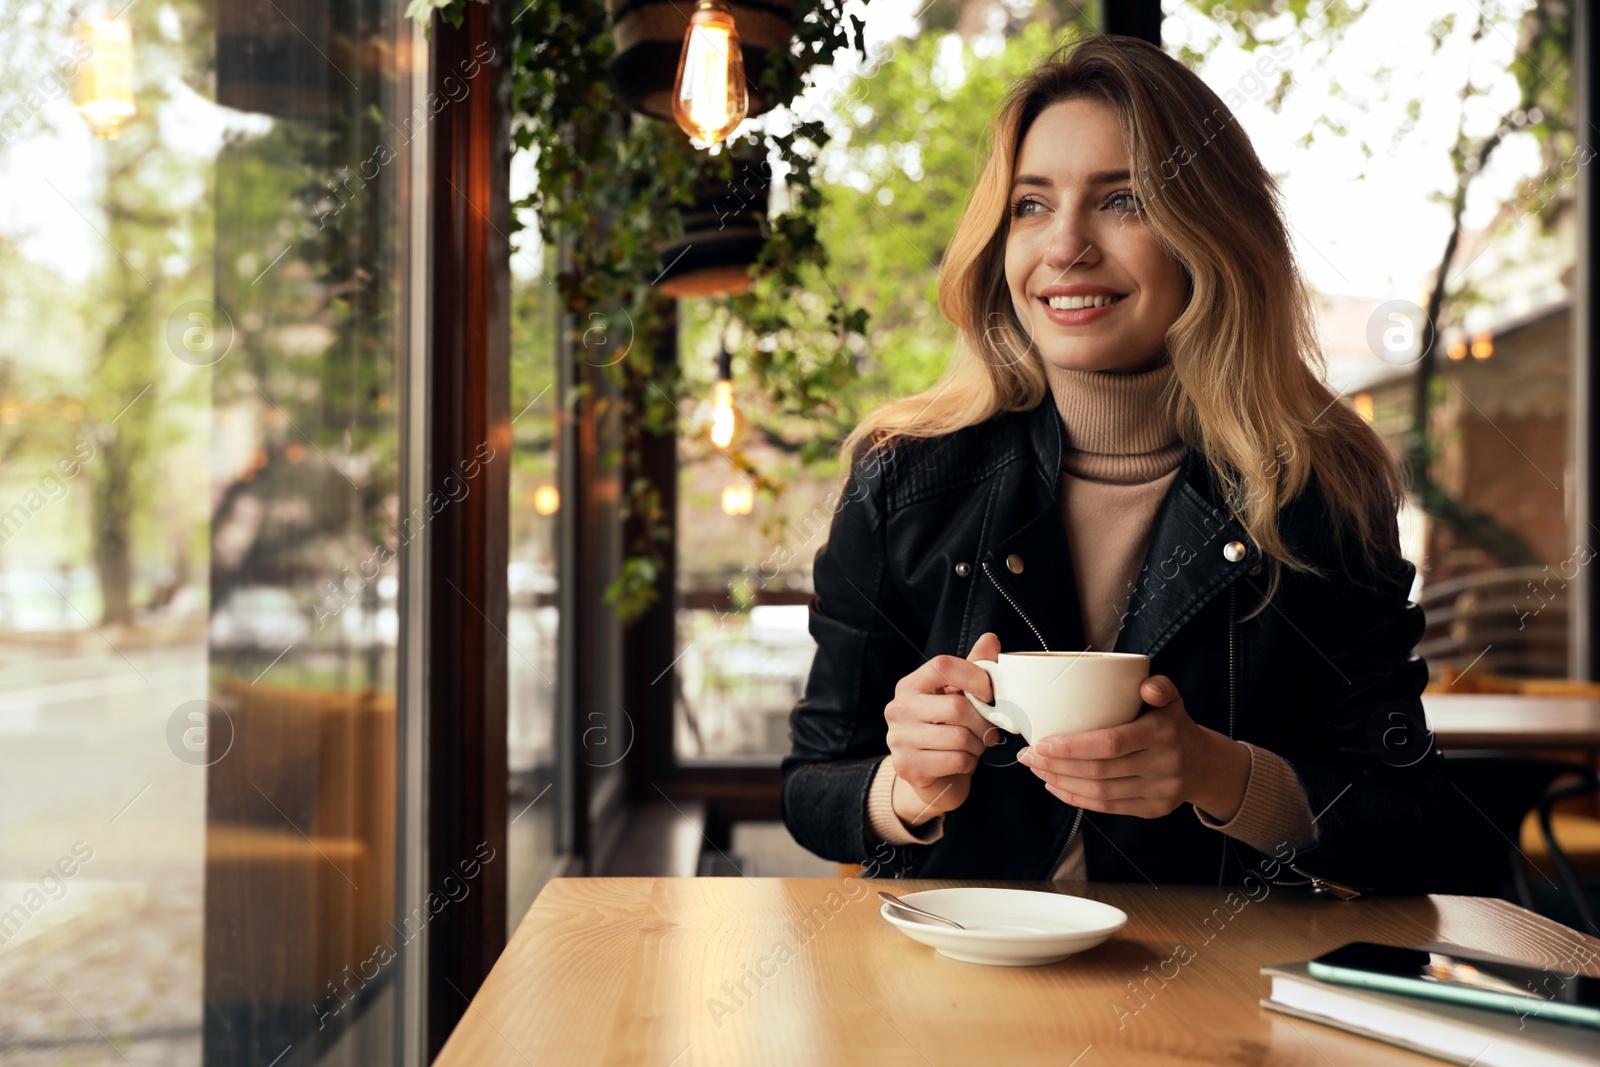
top-left (1424, 693), bottom-right (1600, 750)
top-left (434, 878), bottom-right (1600, 1066)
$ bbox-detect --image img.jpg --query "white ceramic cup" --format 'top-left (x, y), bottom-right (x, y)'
top-left (960, 651), bottom-right (1152, 745)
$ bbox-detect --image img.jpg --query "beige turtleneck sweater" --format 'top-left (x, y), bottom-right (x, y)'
top-left (864, 359), bottom-right (1319, 878)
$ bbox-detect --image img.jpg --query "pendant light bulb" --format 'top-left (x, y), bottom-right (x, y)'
top-left (721, 480), bottom-right (754, 515)
top-left (74, 18), bottom-right (137, 139)
top-left (706, 344), bottom-right (746, 449)
top-left (672, 0), bottom-right (748, 146)
top-left (710, 379), bottom-right (737, 448)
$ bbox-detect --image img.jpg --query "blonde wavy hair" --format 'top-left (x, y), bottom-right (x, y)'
top-left (839, 33), bottom-right (1409, 620)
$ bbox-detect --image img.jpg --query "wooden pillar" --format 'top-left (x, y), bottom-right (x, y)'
top-left (1100, 0), bottom-right (1162, 44)
top-left (425, 0), bottom-right (511, 1056)
top-left (1576, 0), bottom-right (1599, 679)
top-left (622, 293), bottom-right (681, 799)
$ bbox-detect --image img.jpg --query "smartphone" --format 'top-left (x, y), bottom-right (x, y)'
top-left (1307, 941), bottom-right (1600, 1030)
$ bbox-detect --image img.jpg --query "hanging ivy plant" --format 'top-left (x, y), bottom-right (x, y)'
top-left (411, 0), bottom-right (873, 621)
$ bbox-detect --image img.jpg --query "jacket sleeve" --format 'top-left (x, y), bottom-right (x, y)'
top-left (1267, 513), bottom-right (1488, 896)
top-left (780, 439), bottom-right (930, 865)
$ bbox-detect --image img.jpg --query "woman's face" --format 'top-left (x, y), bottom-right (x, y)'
top-left (1004, 96), bottom-right (1189, 376)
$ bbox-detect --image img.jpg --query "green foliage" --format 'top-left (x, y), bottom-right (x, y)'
top-left (1175, 0), bottom-right (1370, 56)
top-left (406, 0), bottom-right (475, 30)
top-left (404, 0), bottom-right (878, 622)
top-left (0, 0), bottom-right (232, 624)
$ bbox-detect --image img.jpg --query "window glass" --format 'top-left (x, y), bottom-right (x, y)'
top-left (506, 150), bottom-right (562, 920)
top-left (0, 2), bottom-right (422, 1062)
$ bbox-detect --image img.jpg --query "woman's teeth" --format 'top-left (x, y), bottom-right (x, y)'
top-left (1045, 294), bottom-right (1125, 310)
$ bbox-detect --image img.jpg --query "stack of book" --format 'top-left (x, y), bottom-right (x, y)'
top-left (1261, 943), bottom-right (1599, 1067)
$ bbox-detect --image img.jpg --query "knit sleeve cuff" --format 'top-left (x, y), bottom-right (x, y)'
top-left (865, 755), bottom-right (946, 846)
top-left (1193, 742), bottom-right (1319, 853)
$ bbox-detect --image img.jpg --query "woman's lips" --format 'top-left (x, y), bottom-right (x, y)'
top-left (1037, 294), bottom-right (1127, 326)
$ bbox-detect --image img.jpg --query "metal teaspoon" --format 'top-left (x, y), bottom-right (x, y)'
top-left (878, 890), bottom-right (966, 929)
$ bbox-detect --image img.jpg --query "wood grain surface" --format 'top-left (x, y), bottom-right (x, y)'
top-left (434, 878), bottom-right (1600, 1066)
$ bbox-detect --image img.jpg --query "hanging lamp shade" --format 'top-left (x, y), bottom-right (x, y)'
top-left (653, 159), bottom-right (768, 298)
top-left (605, 0), bottom-right (797, 122)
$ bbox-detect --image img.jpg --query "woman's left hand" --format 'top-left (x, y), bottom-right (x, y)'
top-left (1017, 675), bottom-right (1252, 821)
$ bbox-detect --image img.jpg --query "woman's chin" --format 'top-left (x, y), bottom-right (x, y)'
top-left (1040, 349), bottom-right (1162, 376)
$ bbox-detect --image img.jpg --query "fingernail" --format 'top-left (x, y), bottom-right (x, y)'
top-left (1018, 748), bottom-right (1033, 765)
top-left (1036, 740), bottom-right (1054, 757)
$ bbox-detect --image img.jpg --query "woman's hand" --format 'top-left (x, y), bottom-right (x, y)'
top-left (883, 632), bottom-right (1003, 827)
top-left (1016, 675), bottom-right (1252, 821)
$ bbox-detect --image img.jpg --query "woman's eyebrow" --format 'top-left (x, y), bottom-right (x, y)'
top-left (1010, 169), bottom-right (1132, 189)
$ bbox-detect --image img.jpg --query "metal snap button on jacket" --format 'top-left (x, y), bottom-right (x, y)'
top-left (1006, 553), bottom-right (1024, 574)
top-left (1223, 541), bottom-right (1246, 563)
top-left (955, 562), bottom-right (971, 577)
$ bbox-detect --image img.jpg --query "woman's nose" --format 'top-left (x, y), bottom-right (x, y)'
top-left (1043, 219), bottom-right (1098, 272)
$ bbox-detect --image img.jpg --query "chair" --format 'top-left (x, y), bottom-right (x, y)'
top-left (1424, 667), bottom-right (1600, 928)
top-left (1417, 568), bottom-right (1570, 679)
top-left (1441, 751), bottom-right (1599, 936)
top-left (202, 680), bottom-right (397, 1059)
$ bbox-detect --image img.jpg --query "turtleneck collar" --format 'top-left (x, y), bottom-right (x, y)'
top-left (1048, 357), bottom-right (1183, 484)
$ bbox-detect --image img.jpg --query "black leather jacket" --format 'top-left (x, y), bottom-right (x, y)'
top-left (781, 392), bottom-right (1489, 894)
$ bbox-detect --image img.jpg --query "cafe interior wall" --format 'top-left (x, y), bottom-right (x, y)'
top-left (1362, 299), bottom-right (1573, 679)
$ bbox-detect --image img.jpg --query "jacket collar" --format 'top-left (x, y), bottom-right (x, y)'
top-left (1006, 390), bottom-right (1263, 659)
top-left (1025, 385), bottom-right (1065, 495)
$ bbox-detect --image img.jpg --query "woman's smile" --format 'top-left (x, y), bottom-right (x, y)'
top-left (1036, 284), bottom-right (1129, 326)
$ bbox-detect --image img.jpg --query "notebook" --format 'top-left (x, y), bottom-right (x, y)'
top-left (1261, 961), bottom-right (1600, 1067)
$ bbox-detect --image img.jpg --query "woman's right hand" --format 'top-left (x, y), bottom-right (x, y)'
top-left (883, 631), bottom-right (1003, 827)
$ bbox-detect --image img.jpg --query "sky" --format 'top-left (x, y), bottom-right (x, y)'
top-left (1173, 0), bottom-right (1544, 303)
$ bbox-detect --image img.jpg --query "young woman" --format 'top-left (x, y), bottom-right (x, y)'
top-left (781, 34), bottom-right (1486, 894)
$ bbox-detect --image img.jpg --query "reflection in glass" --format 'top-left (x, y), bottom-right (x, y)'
top-left (205, 0), bottom-right (413, 1061)
top-left (0, 1), bottom-right (419, 1064)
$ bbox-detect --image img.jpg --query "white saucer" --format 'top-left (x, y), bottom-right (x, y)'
top-left (879, 887), bottom-right (1127, 966)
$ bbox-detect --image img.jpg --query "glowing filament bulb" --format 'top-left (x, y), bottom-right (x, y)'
top-left (722, 481), bottom-right (753, 515)
top-left (673, 1), bottom-right (747, 146)
top-left (74, 19), bottom-right (137, 139)
top-left (710, 378), bottom-right (736, 448)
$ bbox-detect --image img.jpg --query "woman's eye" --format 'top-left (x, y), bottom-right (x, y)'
top-left (1107, 190), bottom-right (1143, 214)
top-left (1011, 196), bottom-right (1042, 218)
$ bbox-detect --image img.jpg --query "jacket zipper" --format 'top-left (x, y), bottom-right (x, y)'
top-left (1220, 581), bottom-right (1237, 884)
top-left (1049, 808), bottom-right (1086, 878)
top-left (982, 559), bottom-right (1085, 876)
top-left (981, 560), bottom-right (1049, 651)
top-left (1228, 581), bottom-right (1237, 741)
